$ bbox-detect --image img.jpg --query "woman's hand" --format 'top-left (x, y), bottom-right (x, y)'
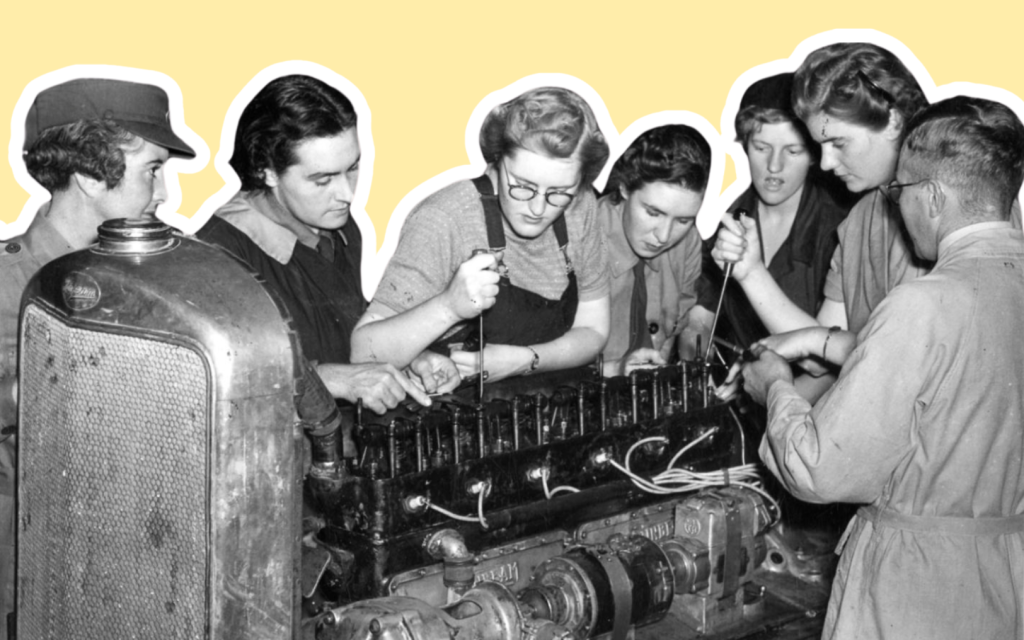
top-left (711, 213), bottom-right (763, 282)
top-left (441, 252), bottom-right (502, 321)
top-left (449, 344), bottom-right (533, 383)
top-left (406, 351), bottom-right (461, 395)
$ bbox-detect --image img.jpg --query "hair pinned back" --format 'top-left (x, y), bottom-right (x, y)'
top-left (793, 43), bottom-right (928, 139)
top-left (479, 87), bottom-right (609, 186)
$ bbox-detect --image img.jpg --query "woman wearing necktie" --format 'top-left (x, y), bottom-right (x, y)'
top-left (596, 125), bottom-right (713, 377)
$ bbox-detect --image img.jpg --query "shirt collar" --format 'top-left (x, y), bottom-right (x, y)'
top-left (601, 195), bottom-right (667, 277)
top-left (601, 197), bottom-right (639, 277)
top-left (215, 191), bottom-right (349, 265)
top-left (729, 183), bottom-right (819, 267)
top-left (25, 202), bottom-right (79, 258)
top-left (938, 221), bottom-right (1012, 254)
top-left (786, 182), bottom-right (826, 265)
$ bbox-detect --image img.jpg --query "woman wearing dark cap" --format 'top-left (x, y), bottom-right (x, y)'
top-left (698, 72), bottom-right (848, 356)
top-left (352, 86), bottom-right (610, 383)
top-left (699, 73), bottom-right (853, 548)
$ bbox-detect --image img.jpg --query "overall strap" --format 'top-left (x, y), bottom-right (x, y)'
top-left (553, 215), bottom-right (573, 274)
top-left (472, 174), bottom-right (574, 274)
top-left (471, 175), bottom-right (506, 252)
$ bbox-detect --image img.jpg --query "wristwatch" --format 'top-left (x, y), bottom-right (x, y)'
top-left (526, 346), bottom-right (540, 373)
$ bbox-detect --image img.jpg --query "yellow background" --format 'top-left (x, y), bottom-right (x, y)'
top-left (2, 0), bottom-right (1021, 249)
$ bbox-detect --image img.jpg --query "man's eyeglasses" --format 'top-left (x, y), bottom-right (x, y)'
top-left (881, 179), bottom-right (926, 206)
top-left (502, 162), bottom-right (576, 208)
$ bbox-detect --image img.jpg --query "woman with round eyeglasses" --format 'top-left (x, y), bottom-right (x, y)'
top-left (712, 43), bottom-right (933, 384)
top-left (351, 87), bottom-right (610, 383)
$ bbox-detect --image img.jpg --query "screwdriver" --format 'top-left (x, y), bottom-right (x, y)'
top-left (704, 209), bottom-right (748, 362)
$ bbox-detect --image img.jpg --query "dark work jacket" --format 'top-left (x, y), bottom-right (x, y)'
top-left (196, 194), bottom-right (366, 365)
top-left (698, 180), bottom-right (849, 350)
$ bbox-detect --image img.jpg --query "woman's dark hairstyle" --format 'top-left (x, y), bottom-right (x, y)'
top-left (604, 124), bottom-right (711, 204)
top-left (793, 43), bottom-right (928, 140)
top-left (734, 73), bottom-right (816, 160)
top-left (479, 87), bottom-right (609, 186)
top-left (736, 106), bottom-right (811, 148)
top-left (903, 96), bottom-right (1024, 218)
top-left (230, 74), bottom-right (357, 192)
top-left (24, 119), bottom-right (139, 193)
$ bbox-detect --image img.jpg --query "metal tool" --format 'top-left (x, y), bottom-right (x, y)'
top-left (471, 249), bottom-right (491, 402)
top-left (712, 336), bottom-right (757, 363)
top-left (704, 209), bottom-right (748, 362)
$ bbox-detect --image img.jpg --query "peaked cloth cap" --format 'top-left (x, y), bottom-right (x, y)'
top-left (24, 78), bottom-right (196, 158)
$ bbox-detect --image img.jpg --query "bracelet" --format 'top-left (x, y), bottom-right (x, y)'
top-left (822, 326), bottom-right (841, 362)
top-left (526, 346), bottom-right (540, 373)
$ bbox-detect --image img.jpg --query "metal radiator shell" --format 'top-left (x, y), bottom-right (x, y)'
top-left (17, 225), bottom-right (302, 639)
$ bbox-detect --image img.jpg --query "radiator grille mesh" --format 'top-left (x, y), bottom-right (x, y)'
top-left (18, 304), bottom-right (209, 639)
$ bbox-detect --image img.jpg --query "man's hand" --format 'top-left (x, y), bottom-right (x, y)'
top-left (406, 351), bottom-right (461, 395)
top-left (623, 348), bottom-right (667, 375)
top-left (316, 362), bottom-right (432, 414)
top-left (710, 213), bottom-right (763, 282)
top-left (741, 348), bottom-right (794, 405)
top-left (441, 252), bottom-right (502, 321)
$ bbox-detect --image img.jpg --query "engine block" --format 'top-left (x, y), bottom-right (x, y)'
top-left (306, 362), bottom-right (776, 639)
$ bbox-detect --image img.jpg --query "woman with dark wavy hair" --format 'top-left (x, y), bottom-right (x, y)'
top-left (353, 86), bottom-right (611, 383)
top-left (197, 74), bottom-right (438, 414)
top-left (597, 124), bottom-right (712, 376)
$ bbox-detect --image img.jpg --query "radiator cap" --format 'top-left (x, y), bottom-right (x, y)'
top-left (95, 218), bottom-right (178, 255)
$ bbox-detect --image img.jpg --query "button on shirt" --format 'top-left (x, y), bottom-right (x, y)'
top-left (597, 195), bottom-right (701, 364)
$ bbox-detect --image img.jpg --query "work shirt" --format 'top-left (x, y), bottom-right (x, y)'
top-left (825, 190), bottom-right (1022, 333)
top-left (369, 179), bottom-right (608, 342)
top-left (598, 194), bottom-right (701, 364)
top-left (762, 223), bottom-right (1024, 639)
top-left (0, 204), bottom-right (82, 639)
top-left (195, 190), bottom-right (366, 365)
top-left (699, 181), bottom-right (846, 348)
top-left (0, 205), bottom-right (78, 429)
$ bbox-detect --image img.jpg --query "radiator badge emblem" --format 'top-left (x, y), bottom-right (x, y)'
top-left (62, 272), bottom-right (101, 311)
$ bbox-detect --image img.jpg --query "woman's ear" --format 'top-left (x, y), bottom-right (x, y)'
top-left (72, 172), bottom-right (106, 198)
top-left (262, 168), bottom-right (279, 189)
top-left (884, 109), bottom-right (904, 141)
